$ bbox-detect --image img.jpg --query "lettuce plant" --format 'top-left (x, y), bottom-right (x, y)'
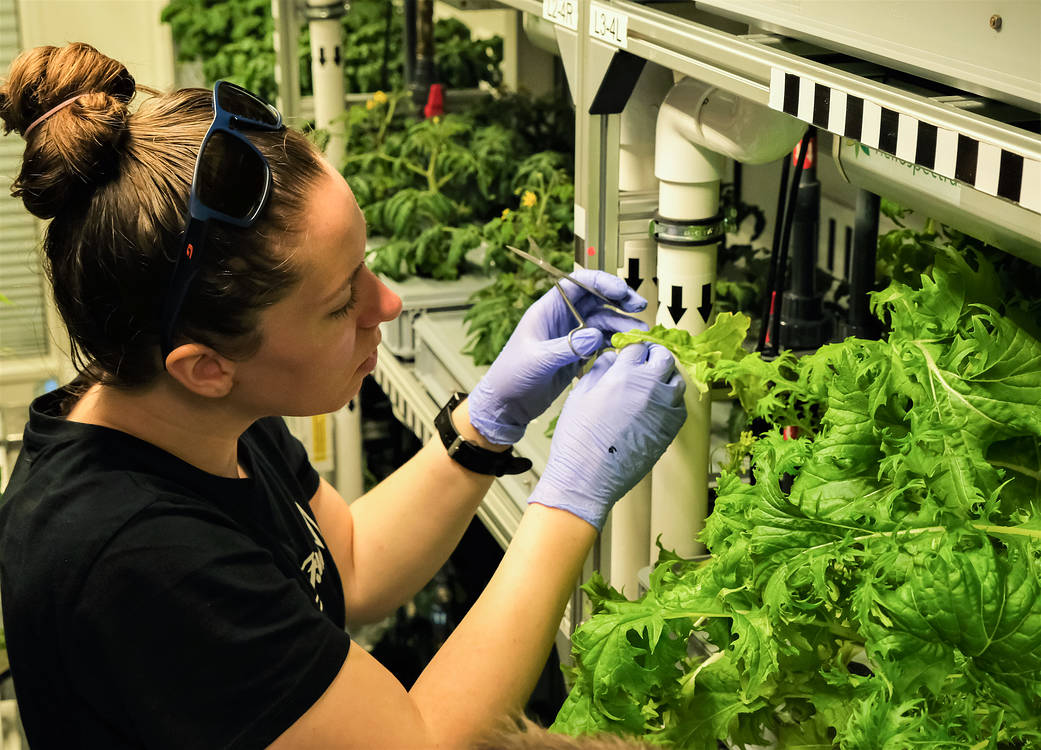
top-left (553, 247), bottom-right (1041, 749)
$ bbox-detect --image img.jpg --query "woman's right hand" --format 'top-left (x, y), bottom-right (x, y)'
top-left (528, 342), bottom-right (687, 530)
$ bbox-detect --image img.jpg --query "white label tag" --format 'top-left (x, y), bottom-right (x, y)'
top-left (573, 203), bottom-right (587, 240)
top-left (589, 2), bottom-right (628, 48)
top-left (542, 0), bottom-right (578, 31)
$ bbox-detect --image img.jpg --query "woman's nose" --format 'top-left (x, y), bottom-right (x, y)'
top-left (359, 270), bottom-right (402, 328)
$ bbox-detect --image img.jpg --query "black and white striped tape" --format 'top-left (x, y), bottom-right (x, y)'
top-left (768, 69), bottom-right (1041, 214)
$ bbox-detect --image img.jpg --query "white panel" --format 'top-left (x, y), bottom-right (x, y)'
top-left (861, 100), bottom-right (882, 149)
top-left (895, 113), bottom-right (918, 161)
top-left (768, 67), bottom-right (785, 110)
top-left (797, 75), bottom-right (816, 123)
top-left (826, 88), bottom-right (847, 136)
top-left (974, 142), bottom-right (1002, 196)
top-left (1020, 159), bottom-right (1041, 213)
top-left (933, 127), bottom-right (959, 179)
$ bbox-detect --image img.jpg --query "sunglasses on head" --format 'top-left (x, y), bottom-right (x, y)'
top-left (159, 80), bottom-right (285, 360)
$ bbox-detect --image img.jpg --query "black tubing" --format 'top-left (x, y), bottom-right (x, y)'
top-left (769, 128), bottom-right (814, 352)
top-left (757, 151), bottom-right (792, 352)
top-left (788, 153), bottom-right (818, 298)
top-left (847, 189), bottom-right (881, 337)
top-left (758, 128), bottom-right (813, 353)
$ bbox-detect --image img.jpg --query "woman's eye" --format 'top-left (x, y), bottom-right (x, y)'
top-left (331, 288), bottom-right (358, 318)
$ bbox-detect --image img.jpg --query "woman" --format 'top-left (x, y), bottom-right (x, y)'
top-left (0, 43), bottom-right (685, 749)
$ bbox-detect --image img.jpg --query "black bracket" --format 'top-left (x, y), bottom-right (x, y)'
top-left (589, 50), bottom-right (647, 115)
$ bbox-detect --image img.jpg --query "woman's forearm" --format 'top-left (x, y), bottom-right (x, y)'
top-left (409, 503), bottom-right (595, 747)
top-left (343, 400), bottom-right (508, 624)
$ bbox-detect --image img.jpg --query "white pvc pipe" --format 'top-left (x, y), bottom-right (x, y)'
top-left (609, 64), bottom-right (673, 596)
top-left (648, 77), bottom-right (804, 561)
top-left (610, 237), bottom-right (658, 596)
top-left (309, 0), bottom-right (347, 166)
top-left (619, 64), bottom-right (673, 192)
top-left (651, 241), bottom-right (716, 558)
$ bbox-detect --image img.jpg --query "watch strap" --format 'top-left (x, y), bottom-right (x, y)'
top-left (435, 392), bottom-right (532, 477)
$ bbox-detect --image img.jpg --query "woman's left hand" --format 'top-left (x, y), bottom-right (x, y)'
top-left (467, 269), bottom-right (648, 446)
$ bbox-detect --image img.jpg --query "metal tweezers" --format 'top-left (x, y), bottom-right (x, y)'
top-left (506, 238), bottom-right (618, 356)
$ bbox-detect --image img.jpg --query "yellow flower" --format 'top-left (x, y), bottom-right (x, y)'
top-left (520, 190), bottom-right (537, 208)
top-left (372, 90), bottom-right (388, 104)
top-left (365, 99), bottom-right (376, 110)
top-left (433, 115), bottom-right (441, 124)
top-left (500, 208), bottom-right (511, 220)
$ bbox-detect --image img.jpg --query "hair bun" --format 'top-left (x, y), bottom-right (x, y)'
top-left (0, 42), bottom-right (136, 218)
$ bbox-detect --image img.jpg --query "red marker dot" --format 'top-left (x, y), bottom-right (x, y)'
top-left (587, 246), bottom-right (595, 256)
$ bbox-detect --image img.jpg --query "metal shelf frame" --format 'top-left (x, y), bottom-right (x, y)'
top-left (502, 0), bottom-right (1039, 272)
top-left (270, 0), bottom-right (1039, 260)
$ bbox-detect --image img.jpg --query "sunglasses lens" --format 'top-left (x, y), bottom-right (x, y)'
top-left (216, 83), bottom-right (280, 127)
top-left (196, 131), bottom-right (268, 220)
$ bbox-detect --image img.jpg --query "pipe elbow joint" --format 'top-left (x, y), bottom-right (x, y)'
top-left (655, 77), bottom-right (807, 185)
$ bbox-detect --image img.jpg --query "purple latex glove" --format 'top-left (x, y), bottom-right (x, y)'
top-left (468, 269), bottom-right (649, 446)
top-left (528, 342), bottom-right (686, 531)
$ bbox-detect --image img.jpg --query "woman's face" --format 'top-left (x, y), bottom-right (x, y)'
top-left (230, 163), bottom-right (402, 417)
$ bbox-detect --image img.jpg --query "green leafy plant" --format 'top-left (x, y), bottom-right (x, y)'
top-left (161, 0), bottom-right (503, 103)
top-left (344, 89), bottom-right (411, 155)
top-left (553, 246), bottom-right (1041, 749)
top-left (370, 223), bottom-right (482, 282)
top-left (355, 114), bottom-right (487, 280)
top-left (461, 90), bottom-right (576, 158)
top-left (350, 101), bottom-right (573, 284)
top-left (705, 183), bottom-right (771, 318)
top-left (478, 151), bottom-right (575, 271)
top-left (461, 152), bottom-right (575, 365)
top-left (461, 268), bottom-right (560, 366)
top-left (433, 17), bottom-right (503, 90)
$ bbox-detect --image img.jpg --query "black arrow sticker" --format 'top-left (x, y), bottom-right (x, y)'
top-left (624, 258), bottom-right (643, 290)
top-left (319, 47), bottom-right (326, 65)
top-left (334, 46), bottom-right (342, 65)
top-left (697, 283), bottom-right (712, 323)
top-left (668, 285), bottom-right (687, 325)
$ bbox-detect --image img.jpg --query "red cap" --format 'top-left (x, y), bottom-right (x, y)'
top-left (792, 135), bottom-right (816, 169)
top-left (424, 84), bottom-right (444, 119)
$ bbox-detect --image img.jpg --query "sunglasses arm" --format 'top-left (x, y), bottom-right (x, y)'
top-left (159, 218), bottom-right (209, 359)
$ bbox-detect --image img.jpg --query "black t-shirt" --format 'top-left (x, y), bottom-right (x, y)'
top-left (0, 388), bottom-right (350, 749)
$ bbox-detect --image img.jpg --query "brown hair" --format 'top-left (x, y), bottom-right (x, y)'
top-left (472, 716), bottom-right (657, 750)
top-left (0, 42), bottom-right (326, 386)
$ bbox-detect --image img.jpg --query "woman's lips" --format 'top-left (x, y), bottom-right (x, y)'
top-left (359, 349), bottom-right (378, 374)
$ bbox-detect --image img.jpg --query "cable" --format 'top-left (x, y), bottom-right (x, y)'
top-left (757, 147), bottom-right (792, 352)
top-left (769, 127), bottom-right (815, 352)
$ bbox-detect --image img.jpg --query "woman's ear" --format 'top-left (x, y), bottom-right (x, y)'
top-left (164, 343), bottom-right (237, 398)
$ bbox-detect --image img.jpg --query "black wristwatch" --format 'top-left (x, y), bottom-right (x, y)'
top-left (434, 392), bottom-right (532, 477)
